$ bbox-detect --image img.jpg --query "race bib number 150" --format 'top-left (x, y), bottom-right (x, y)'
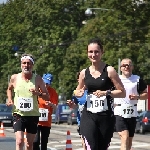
top-left (87, 94), bottom-right (108, 113)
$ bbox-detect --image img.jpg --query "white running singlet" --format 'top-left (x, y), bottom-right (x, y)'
top-left (114, 75), bottom-right (139, 118)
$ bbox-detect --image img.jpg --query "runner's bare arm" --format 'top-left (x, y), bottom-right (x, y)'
top-left (76, 69), bottom-right (86, 90)
top-left (108, 66), bottom-right (126, 98)
top-left (74, 69), bottom-right (86, 97)
top-left (47, 89), bottom-right (58, 109)
top-left (36, 75), bottom-right (50, 101)
top-left (139, 88), bottom-right (147, 100)
top-left (6, 74), bottom-right (16, 104)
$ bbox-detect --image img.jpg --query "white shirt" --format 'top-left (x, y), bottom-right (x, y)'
top-left (114, 75), bottom-right (139, 116)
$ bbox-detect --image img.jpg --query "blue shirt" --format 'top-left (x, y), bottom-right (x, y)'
top-left (72, 90), bottom-right (87, 125)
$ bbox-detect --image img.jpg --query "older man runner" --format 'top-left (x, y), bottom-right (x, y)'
top-left (6, 54), bottom-right (49, 150)
top-left (114, 58), bottom-right (147, 150)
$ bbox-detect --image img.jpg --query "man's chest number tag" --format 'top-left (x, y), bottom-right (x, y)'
top-left (17, 97), bottom-right (33, 111)
top-left (39, 108), bottom-right (49, 121)
top-left (121, 104), bottom-right (136, 118)
top-left (87, 94), bottom-right (108, 113)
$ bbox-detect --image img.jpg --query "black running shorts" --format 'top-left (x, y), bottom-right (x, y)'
top-left (115, 115), bottom-right (136, 137)
top-left (13, 113), bottom-right (39, 134)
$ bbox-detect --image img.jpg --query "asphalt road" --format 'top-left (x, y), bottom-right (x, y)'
top-left (0, 123), bottom-right (150, 150)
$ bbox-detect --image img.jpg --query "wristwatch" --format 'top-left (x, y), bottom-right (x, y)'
top-left (38, 92), bottom-right (43, 96)
top-left (106, 90), bottom-right (111, 96)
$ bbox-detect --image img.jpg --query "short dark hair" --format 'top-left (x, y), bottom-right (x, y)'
top-left (87, 37), bottom-right (103, 51)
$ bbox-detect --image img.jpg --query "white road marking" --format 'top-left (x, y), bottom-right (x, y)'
top-left (51, 130), bottom-right (79, 137)
top-left (5, 128), bottom-right (150, 150)
top-left (5, 128), bottom-right (13, 131)
top-left (48, 130), bottom-right (150, 149)
top-left (54, 145), bottom-right (66, 147)
top-left (48, 139), bottom-right (150, 149)
top-left (47, 147), bottom-right (57, 150)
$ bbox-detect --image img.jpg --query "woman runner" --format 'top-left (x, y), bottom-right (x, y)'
top-left (74, 38), bottom-right (126, 150)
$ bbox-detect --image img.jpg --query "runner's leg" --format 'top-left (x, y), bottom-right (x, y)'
top-left (41, 126), bottom-right (51, 150)
top-left (33, 125), bottom-right (40, 150)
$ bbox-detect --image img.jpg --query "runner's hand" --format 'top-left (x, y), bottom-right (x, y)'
top-left (66, 100), bottom-right (76, 108)
top-left (74, 86), bottom-right (85, 97)
top-left (45, 101), bottom-right (52, 106)
top-left (48, 102), bottom-right (53, 107)
top-left (93, 90), bottom-right (105, 98)
top-left (29, 88), bottom-right (39, 96)
top-left (129, 94), bottom-right (138, 100)
top-left (45, 101), bottom-right (50, 106)
top-left (45, 101), bottom-right (56, 109)
top-left (6, 100), bottom-right (13, 106)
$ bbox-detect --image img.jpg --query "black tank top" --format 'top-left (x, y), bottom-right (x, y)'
top-left (84, 64), bottom-right (115, 114)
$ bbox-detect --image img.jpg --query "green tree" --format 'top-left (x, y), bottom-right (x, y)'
top-left (0, 0), bottom-right (150, 102)
top-left (62, 0), bottom-right (150, 98)
top-left (0, 0), bottom-right (85, 102)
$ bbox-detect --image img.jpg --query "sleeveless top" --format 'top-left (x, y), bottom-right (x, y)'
top-left (13, 73), bottom-right (40, 116)
top-left (114, 75), bottom-right (140, 116)
top-left (84, 64), bottom-right (115, 114)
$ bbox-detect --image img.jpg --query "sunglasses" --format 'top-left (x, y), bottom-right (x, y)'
top-left (121, 64), bottom-right (132, 68)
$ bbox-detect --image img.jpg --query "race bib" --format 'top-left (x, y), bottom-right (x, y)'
top-left (87, 94), bottom-right (108, 113)
top-left (39, 108), bottom-right (49, 121)
top-left (78, 104), bottom-right (84, 116)
top-left (120, 104), bottom-right (137, 118)
top-left (17, 97), bottom-right (33, 111)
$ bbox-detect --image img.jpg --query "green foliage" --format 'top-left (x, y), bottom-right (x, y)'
top-left (0, 0), bottom-right (84, 102)
top-left (0, 0), bottom-right (150, 102)
top-left (62, 0), bottom-right (150, 98)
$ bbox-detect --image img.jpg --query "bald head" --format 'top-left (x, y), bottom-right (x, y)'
top-left (121, 58), bottom-right (132, 65)
top-left (120, 58), bottom-right (133, 77)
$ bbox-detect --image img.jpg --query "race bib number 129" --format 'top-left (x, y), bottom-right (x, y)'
top-left (39, 108), bottom-right (49, 121)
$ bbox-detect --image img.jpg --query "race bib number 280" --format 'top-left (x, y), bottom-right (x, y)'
top-left (87, 94), bottom-right (108, 113)
top-left (17, 97), bottom-right (33, 111)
